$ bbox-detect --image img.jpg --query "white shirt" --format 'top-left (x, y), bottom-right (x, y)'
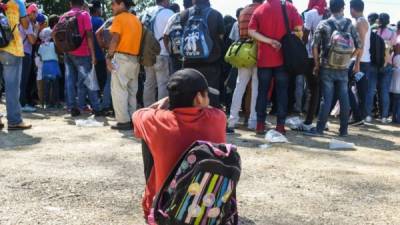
top-left (304, 9), bottom-right (323, 58)
top-left (229, 21), bottom-right (240, 42)
top-left (144, 6), bottom-right (174, 56)
top-left (358, 17), bottom-right (371, 63)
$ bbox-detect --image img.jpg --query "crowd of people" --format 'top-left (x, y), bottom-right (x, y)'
top-left (0, 0), bottom-right (400, 223)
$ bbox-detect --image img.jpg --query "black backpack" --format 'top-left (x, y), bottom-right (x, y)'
top-left (370, 31), bottom-right (386, 69)
top-left (53, 11), bottom-right (84, 53)
top-left (0, 2), bottom-right (16, 48)
top-left (150, 141), bottom-right (241, 225)
top-left (281, 0), bottom-right (308, 75)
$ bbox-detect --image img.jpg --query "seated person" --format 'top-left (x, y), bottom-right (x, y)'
top-left (132, 68), bottom-right (226, 219)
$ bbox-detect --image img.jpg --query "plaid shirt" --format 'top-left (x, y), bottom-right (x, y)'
top-left (312, 15), bottom-right (362, 68)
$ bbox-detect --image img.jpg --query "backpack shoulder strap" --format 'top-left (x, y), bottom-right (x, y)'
top-left (327, 20), bottom-right (337, 32)
top-left (280, 0), bottom-right (290, 35)
top-left (343, 19), bottom-right (352, 32)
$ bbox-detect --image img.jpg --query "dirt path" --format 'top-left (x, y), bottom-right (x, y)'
top-left (0, 106), bottom-right (399, 225)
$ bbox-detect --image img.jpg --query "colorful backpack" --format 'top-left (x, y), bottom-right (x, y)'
top-left (180, 7), bottom-right (213, 60)
top-left (326, 19), bottom-right (355, 70)
top-left (150, 141), bottom-right (241, 225)
top-left (53, 11), bottom-right (84, 53)
top-left (0, 2), bottom-right (15, 48)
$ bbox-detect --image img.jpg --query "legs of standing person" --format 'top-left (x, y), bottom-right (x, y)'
top-left (64, 54), bottom-right (78, 110)
top-left (19, 54), bottom-right (32, 108)
top-left (102, 71), bottom-right (112, 110)
top-left (392, 93), bottom-right (400, 123)
top-left (228, 67), bottom-right (252, 128)
top-left (143, 66), bottom-right (156, 107)
top-left (256, 68), bottom-right (273, 132)
top-left (274, 67), bottom-right (289, 131)
top-left (195, 64), bottom-right (221, 108)
top-left (378, 65), bottom-right (393, 120)
top-left (304, 59), bottom-right (319, 125)
top-left (0, 52), bottom-right (23, 125)
top-left (357, 63), bottom-right (370, 120)
top-left (366, 65), bottom-right (378, 119)
top-left (316, 69), bottom-right (335, 134)
top-left (95, 59), bottom-right (107, 92)
top-left (294, 74), bottom-right (305, 113)
top-left (248, 67), bottom-right (259, 129)
top-left (336, 72), bottom-right (350, 135)
top-left (143, 56), bottom-right (170, 107)
top-left (111, 53), bottom-right (139, 124)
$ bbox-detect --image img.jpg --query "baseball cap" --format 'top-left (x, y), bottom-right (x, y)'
top-left (167, 69), bottom-right (220, 97)
top-left (36, 13), bottom-right (46, 24)
top-left (27, 3), bottom-right (39, 15)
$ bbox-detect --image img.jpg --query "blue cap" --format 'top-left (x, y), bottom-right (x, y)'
top-left (36, 13), bottom-right (46, 23)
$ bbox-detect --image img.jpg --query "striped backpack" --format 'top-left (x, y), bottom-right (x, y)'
top-left (149, 141), bottom-right (241, 225)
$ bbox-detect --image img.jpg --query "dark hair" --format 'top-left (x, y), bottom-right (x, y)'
top-left (254, 0), bottom-right (264, 3)
top-left (236, 7), bottom-right (243, 19)
top-left (183, 0), bottom-right (193, 9)
top-left (70, 0), bottom-right (84, 6)
top-left (379, 13), bottom-right (390, 28)
top-left (329, 0), bottom-right (345, 14)
top-left (156, 0), bottom-right (164, 4)
top-left (169, 91), bottom-right (207, 109)
top-left (193, 0), bottom-right (210, 5)
top-left (350, 0), bottom-right (364, 12)
top-left (114, 0), bottom-right (134, 9)
top-left (368, 13), bottom-right (378, 23)
top-left (169, 3), bottom-right (180, 13)
top-left (48, 15), bottom-right (60, 29)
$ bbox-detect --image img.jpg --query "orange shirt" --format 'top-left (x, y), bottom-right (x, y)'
top-left (133, 107), bottom-right (227, 218)
top-left (110, 12), bottom-right (142, 55)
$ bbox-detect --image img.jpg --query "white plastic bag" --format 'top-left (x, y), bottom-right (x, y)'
top-left (329, 139), bottom-right (356, 150)
top-left (84, 67), bottom-right (100, 91)
top-left (265, 130), bottom-right (289, 143)
top-left (285, 116), bottom-right (303, 130)
top-left (75, 117), bottom-right (104, 127)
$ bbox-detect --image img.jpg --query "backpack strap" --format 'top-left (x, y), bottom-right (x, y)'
top-left (280, 0), bottom-right (291, 35)
top-left (343, 19), bottom-right (351, 32)
top-left (327, 20), bottom-right (337, 33)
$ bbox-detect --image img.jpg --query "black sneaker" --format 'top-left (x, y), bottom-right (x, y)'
top-left (226, 127), bottom-right (235, 134)
top-left (94, 110), bottom-right (105, 117)
top-left (111, 122), bottom-right (132, 131)
top-left (70, 108), bottom-right (81, 117)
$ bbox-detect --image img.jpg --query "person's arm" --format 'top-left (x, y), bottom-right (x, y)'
top-left (106, 32), bottom-right (120, 71)
top-left (351, 22), bottom-right (363, 73)
top-left (249, 29), bottom-right (281, 49)
top-left (15, 0), bottom-right (28, 29)
top-left (312, 22), bottom-right (324, 76)
top-left (86, 31), bottom-right (96, 65)
top-left (352, 19), bottom-right (368, 73)
top-left (95, 24), bottom-right (107, 49)
top-left (163, 35), bottom-right (170, 54)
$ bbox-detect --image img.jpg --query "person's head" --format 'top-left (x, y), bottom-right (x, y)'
top-left (48, 15), bottom-right (60, 29)
top-left (350, 0), bottom-right (364, 18)
top-left (39, 27), bottom-right (52, 43)
top-left (156, 0), bottom-right (170, 7)
top-left (27, 3), bottom-right (39, 22)
top-left (167, 69), bottom-right (219, 109)
top-left (308, 0), bottom-right (327, 15)
top-left (368, 13), bottom-right (379, 25)
top-left (329, 0), bottom-right (345, 15)
top-left (83, 1), bottom-right (90, 12)
top-left (193, 0), bottom-right (210, 6)
top-left (379, 13), bottom-right (390, 28)
top-left (236, 7), bottom-right (243, 20)
top-left (70, 0), bottom-right (85, 7)
top-left (36, 14), bottom-right (48, 30)
top-left (253, 0), bottom-right (264, 3)
top-left (90, 0), bottom-right (102, 16)
top-left (183, 0), bottom-right (193, 9)
top-left (169, 3), bottom-right (180, 13)
top-left (111, 0), bottom-right (134, 15)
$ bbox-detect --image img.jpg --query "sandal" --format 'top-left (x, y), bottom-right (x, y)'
top-left (0, 123), bottom-right (4, 130)
top-left (8, 122), bottom-right (32, 131)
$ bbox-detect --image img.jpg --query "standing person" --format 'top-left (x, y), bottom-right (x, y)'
top-left (306, 0), bottom-right (362, 137)
top-left (365, 13), bottom-right (396, 124)
top-left (390, 55), bottom-right (400, 124)
top-left (142, 0), bottom-right (174, 107)
top-left (181, 0), bottom-right (225, 108)
top-left (348, 0), bottom-right (370, 125)
top-left (106, 0), bottom-right (142, 130)
top-left (368, 13), bottom-right (379, 30)
top-left (19, 3), bottom-right (38, 113)
top-left (59, 0), bottom-right (103, 117)
top-left (0, 0), bottom-right (32, 130)
top-left (296, 0), bottom-right (326, 131)
top-left (248, 0), bottom-right (303, 135)
top-left (133, 69), bottom-right (226, 221)
top-left (227, 0), bottom-right (264, 133)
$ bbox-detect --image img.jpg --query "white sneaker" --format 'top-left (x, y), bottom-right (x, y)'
top-left (365, 116), bottom-right (372, 123)
top-left (22, 106), bottom-right (36, 113)
top-left (247, 120), bottom-right (257, 130)
top-left (227, 116), bottom-right (239, 129)
top-left (381, 117), bottom-right (390, 124)
top-left (298, 123), bottom-right (313, 131)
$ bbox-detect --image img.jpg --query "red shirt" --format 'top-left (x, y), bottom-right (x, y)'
top-left (133, 107), bottom-right (226, 218)
top-left (248, 0), bottom-right (303, 68)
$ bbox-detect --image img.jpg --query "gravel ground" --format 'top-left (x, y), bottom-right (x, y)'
top-left (0, 105), bottom-right (399, 225)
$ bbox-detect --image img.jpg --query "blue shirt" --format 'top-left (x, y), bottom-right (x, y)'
top-left (91, 16), bottom-right (105, 60)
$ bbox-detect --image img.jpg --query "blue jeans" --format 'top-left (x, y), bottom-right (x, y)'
top-left (19, 53), bottom-right (32, 107)
top-left (367, 65), bottom-right (393, 118)
top-left (349, 62), bottom-right (370, 121)
top-left (392, 93), bottom-right (400, 123)
top-left (316, 68), bottom-right (350, 134)
top-left (102, 72), bottom-right (112, 109)
top-left (256, 67), bottom-right (289, 125)
top-left (0, 51), bottom-right (23, 125)
top-left (64, 54), bottom-right (101, 112)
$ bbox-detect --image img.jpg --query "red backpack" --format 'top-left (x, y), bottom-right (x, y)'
top-left (53, 11), bottom-right (84, 53)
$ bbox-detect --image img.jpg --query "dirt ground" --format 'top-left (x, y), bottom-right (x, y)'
top-left (1, 103), bottom-right (400, 225)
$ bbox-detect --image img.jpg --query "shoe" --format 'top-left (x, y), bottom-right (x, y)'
top-left (70, 108), bottom-right (81, 117)
top-left (256, 122), bottom-right (266, 135)
top-left (304, 127), bottom-right (323, 137)
top-left (21, 105), bottom-right (36, 113)
top-left (82, 106), bottom-right (92, 114)
top-left (226, 127), bottom-right (235, 134)
top-left (275, 124), bottom-right (286, 135)
top-left (294, 123), bottom-right (313, 131)
top-left (93, 110), bottom-right (105, 117)
top-left (365, 116), bottom-right (372, 123)
top-left (339, 132), bottom-right (349, 137)
top-left (247, 120), bottom-right (257, 130)
top-left (8, 122), bottom-right (32, 130)
top-left (349, 120), bottom-right (364, 126)
top-left (111, 122), bottom-right (132, 131)
top-left (381, 117), bottom-right (390, 124)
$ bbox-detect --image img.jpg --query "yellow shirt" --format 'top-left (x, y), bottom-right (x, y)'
top-left (110, 12), bottom-right (142, 55)
top-left (0, 0), bottom-right (25, 57)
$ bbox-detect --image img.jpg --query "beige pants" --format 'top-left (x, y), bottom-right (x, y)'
top-left (111, 53), bottom-right (140, 123)
top-left (143, 55), bottom-right (170, 107)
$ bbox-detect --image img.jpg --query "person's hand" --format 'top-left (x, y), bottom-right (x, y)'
top-left (353, 63), bottom-right (360, 74)
top-left (91, 56), bottom-right (97, 65)
top-left (149, 97), bottom-right (170, 110)
top-left (270, 40), bottom-right (281, 50)
top-left (106, 58), bottom-right (113, 72)
top-left (313, 65), bottom-right (320, 77)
